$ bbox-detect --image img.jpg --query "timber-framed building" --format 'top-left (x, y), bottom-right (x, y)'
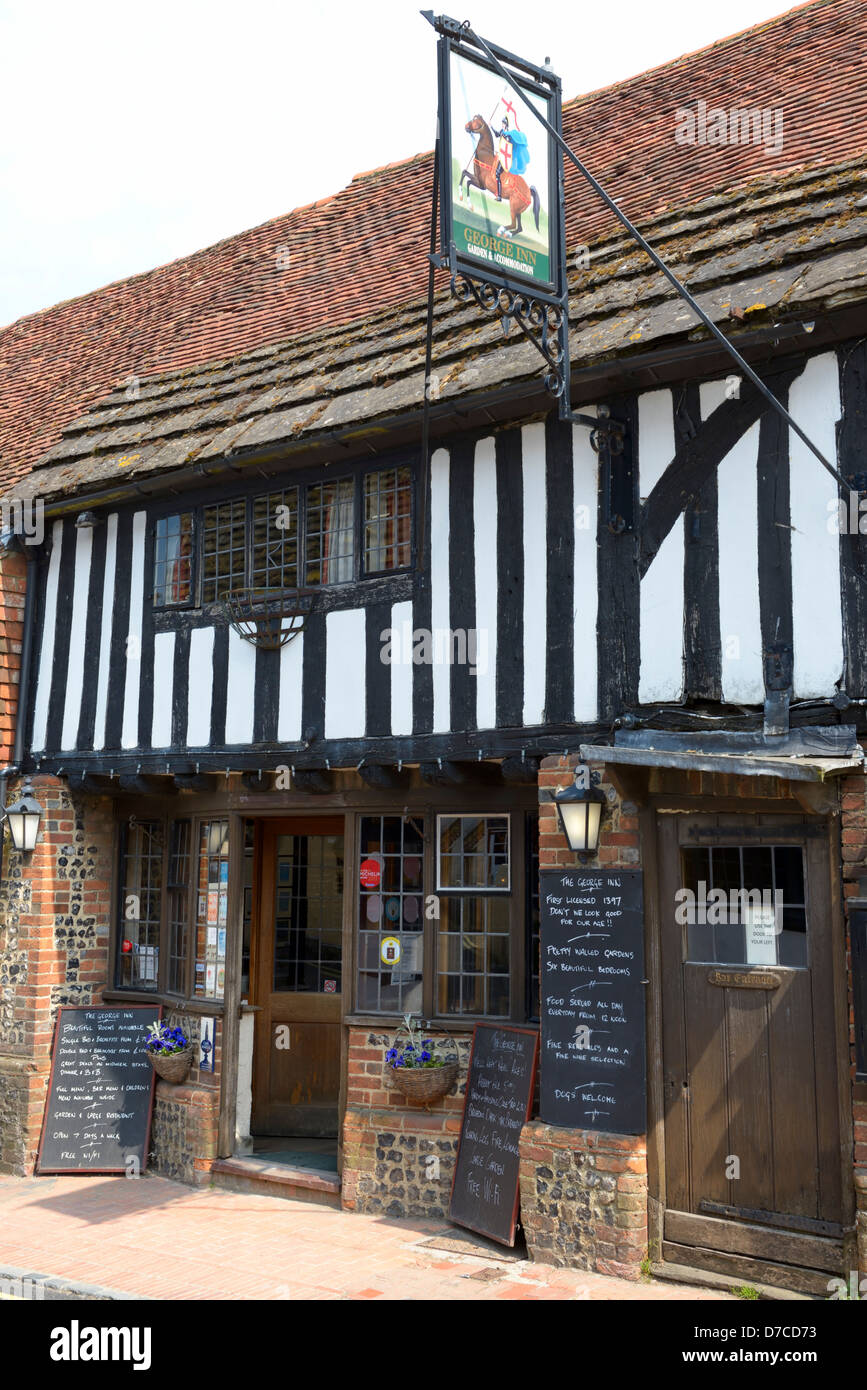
top-left (1, 0), bottom-right (866, 1293)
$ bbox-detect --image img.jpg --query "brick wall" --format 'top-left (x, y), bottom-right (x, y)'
top-left (150, 1079), bottom-right (220, 1186)
top-left (341, 1027), bottom-right (471, 1218)
top-left (519, 1122), bottom-right (647, 1276)
top-left (527, 755), bottom-right (647, 1277)
top-left (0, 775), bottom-right (114, 1174)
top-left (0, 775), bottom-right (221, 1180)
top-left (0, 550), bottom-right (26, 766)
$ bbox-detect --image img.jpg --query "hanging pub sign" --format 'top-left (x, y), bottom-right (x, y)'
top-left (430, 14), bottom-right (565, 302)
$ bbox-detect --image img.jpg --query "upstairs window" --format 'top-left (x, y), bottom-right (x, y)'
top-left (252, 487), bottom-right (299, 590)
top-left (364, 466), bottom-right (412, 574)
top-left (152, 462), bottom-right (413, 608)
top-left (201, 499), bottom-right (246, 604)
top-left (153, 514), bottom-right (193, 606)
top-left (305, 478), bottom-right (355, 585)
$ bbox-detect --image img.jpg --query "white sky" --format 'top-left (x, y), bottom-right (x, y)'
top-left (0, 0), bottom-right (798, 326)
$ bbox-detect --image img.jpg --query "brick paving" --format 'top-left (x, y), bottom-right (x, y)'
top-left (0, 1174), bottom-right (731, 1301)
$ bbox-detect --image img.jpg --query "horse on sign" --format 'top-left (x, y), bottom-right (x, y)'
top-left (460, 114), bottom-right (541, 239)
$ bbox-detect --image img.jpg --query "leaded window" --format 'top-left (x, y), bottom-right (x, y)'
top-left (364, 466), bottom-right (412, 573)
top-left (166, 819), bottom-right (192, 994)
top-left (117, 821), bottom-right (163, 990)
top-left (437, 815), bottom-right (510, 891)
top-left (153, 513), bottom-right (193, 606)
top-left (195, 820), bottom-right (229, 999)
top-left (201, 499), bottom-right (246, 603)
top-left (273, 832), bottom-right (344, 993)
top-left (115, 815), bottom-right (230, 1001)
top-left (305, 478), bottom-right (355, 585)
top-left (251, 488), bottom-right (298, 590)
top-left (356, 815), bottom-right (424, 1014)
top-left (152, 463), bottom-right (412, 609)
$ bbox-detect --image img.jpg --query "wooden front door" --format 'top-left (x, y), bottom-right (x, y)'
top-left (658, 813), bottom-right (847, 1293)
top-left (252, 819), bottom-right (345, 1137)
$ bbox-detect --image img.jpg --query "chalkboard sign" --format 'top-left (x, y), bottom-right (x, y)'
top-left (851, 906), bottom-right (867, 1081)
top-left (540, 869), bottom-right (646, 1135)
top-left (449, 1023), bottom-right (539, 1246)
top-left (37, 1006), bottom-right (159, 1174)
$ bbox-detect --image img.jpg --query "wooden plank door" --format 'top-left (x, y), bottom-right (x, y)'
top-left (252, 818), bottom-right (345, 1137)
top-left (658, 813), bottom-right (846, 1292)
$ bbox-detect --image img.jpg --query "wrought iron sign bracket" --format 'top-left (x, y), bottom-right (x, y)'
top-left (434, 241), bottom-right (572, 413)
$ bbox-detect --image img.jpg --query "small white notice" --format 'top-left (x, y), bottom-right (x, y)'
top-left (744, 904), bottom-right (778, 966)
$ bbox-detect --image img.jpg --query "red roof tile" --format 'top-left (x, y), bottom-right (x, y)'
top-left (1, 0), bottom-right (865, 493)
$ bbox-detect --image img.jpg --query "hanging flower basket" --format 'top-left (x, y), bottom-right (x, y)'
top-left (386, 1015), bottom-right (459, 1107)
top-left (144, 1021), bottom-right (194, 1084)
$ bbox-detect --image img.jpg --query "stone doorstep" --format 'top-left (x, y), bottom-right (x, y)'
top-left (650, 1261), bottom-right (812, 1301)
top-left (210, 1156), bottom-right (341, 1195)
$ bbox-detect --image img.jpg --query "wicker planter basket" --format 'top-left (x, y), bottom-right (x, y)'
top-left (389, 1061), bottom-right (459, 1105)
top-left (148, 1046), bottom-right (194, 1084)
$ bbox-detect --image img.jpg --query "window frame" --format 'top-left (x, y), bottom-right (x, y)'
top-left (152, 511), bottom-right (197, 611)
top-left (361, 463), bottom-right (415, 579)
top-left (114, 811), bottom-right (230, 1004)
top-left (150, 457), bottom-right (416, 611)
top-left (354, 807), bottom-right (529, 1024)
top-left (435, 812), bottom-right (512, 893)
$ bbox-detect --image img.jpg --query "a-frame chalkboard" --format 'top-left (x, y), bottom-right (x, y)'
top-left (37, 1005), bottom-right (159, 1174)
top-left (448, 1023), bottom-right (539, 1246)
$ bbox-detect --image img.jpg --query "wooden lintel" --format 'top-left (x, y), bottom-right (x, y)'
top-left (358, 764), bottom-right (410, 791)
top-left (174, 774), bottom-right (217, 792)
top-left (240, 771), bottom-right (272, 792)
top-left (67, 771), bottom-right (119, 797)
top-left (500, 755), bottom-right (542, 784)
top-left (419, 760), bottom-right (468, 786)
top-left (117, 774), bottom-right (177, 796)
top-left (291, 769), bottom-right (333, 794)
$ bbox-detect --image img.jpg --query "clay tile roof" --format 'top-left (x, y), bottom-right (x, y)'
top-left (1, 0), bottom-right (865, 495)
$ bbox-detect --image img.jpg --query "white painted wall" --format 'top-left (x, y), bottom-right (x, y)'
top-left (522, 423), bottom-right (547, 726)
top-left (573, 413), bottom-right (598, 722)
top-left (789, 353), bottom-right (844, 698)
top-left (638, 389), bottom-right (682, 704)
top-left (324, 608), bottom-right (366, 740)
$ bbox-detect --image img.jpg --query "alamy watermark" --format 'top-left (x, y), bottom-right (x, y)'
top-left (828, 492), bottom-right (867, 534)
top-left (675, 99), bottom-right (784, 156)
top-left (380, 622), bottom-right (489, 677)
top-left (674, 881), bottom-right (783, 931)
top-left (1, 496), bottom-right (44, 546)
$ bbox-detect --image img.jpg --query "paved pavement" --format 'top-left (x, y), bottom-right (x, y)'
top-left (0, 1174), bottom-right (730, 1301)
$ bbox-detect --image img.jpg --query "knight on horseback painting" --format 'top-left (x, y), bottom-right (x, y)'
top-left (447, 47), bottom-right (553, 291)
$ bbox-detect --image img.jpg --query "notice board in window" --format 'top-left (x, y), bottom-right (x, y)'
top-left (37, 1005), bottom-right (159, 1174)
top-left (539, 869), bottom-right (646, 1135)
top-left (448, 1023), bottom-right (539, 1246)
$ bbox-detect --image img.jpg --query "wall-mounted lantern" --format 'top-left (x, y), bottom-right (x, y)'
top-left (554, 768), bottom-right (606, 861)
top-left (4, 780), bottom-right (43, 853)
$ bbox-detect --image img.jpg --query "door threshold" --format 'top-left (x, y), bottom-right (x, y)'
top-left (213, 1156), bottom-right (341, 1199)
top-left (650, 1261), bottom-right (815, 1301)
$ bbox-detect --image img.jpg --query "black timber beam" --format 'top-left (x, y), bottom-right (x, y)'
top-left (358, 764), bottom-right (411, 791)
top-left (500, 754), bottom-right (542, 784)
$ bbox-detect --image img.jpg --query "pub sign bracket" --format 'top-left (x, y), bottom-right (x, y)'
top-left (424, 12), bottom-right (632, 529)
